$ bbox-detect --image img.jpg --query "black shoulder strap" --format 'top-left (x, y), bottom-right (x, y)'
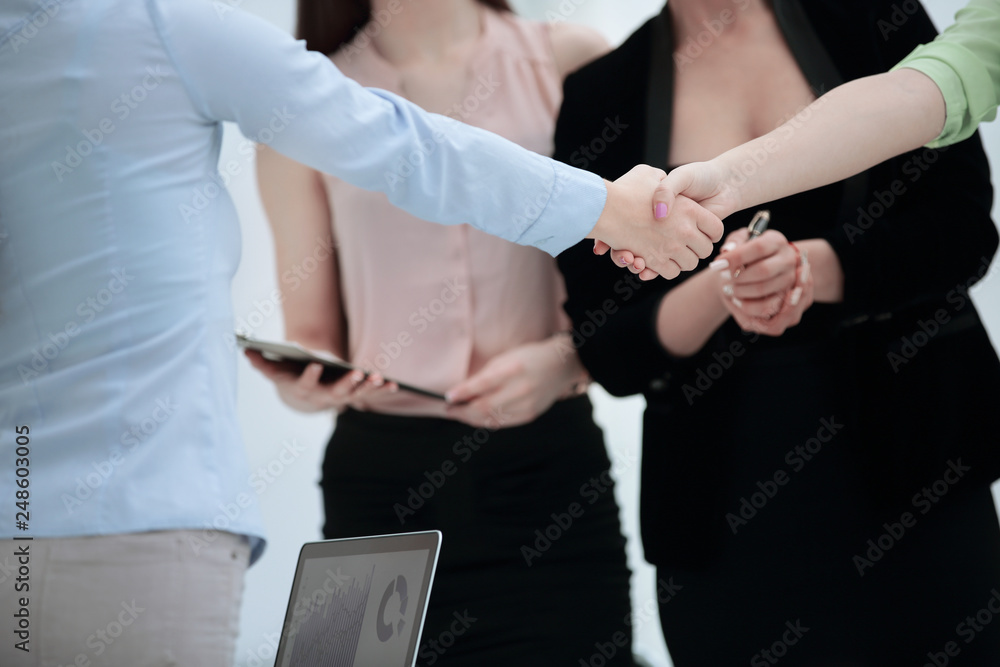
top-left (773, 0), bottom-right (869, 222)
top-left (644, 8), bottom-right (674, 170)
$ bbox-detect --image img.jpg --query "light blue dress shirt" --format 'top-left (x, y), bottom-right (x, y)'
top-left (0, 0), bottom-right (608, 563)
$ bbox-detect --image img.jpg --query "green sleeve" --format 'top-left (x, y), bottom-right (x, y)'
top-left (892, 0), bottom-right (1000, 148)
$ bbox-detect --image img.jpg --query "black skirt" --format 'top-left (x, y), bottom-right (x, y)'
top-left (321, 396), bottom-right (635, 666)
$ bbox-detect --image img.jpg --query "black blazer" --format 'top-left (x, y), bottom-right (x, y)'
top-left (554, 0), bottom-right (1000, 566)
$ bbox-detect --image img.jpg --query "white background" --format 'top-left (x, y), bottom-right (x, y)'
top-left (224, 1), bottom-right (1000, 665)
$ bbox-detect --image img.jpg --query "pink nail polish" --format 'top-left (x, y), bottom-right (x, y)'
top-left (655, 203), bottom-right (668, 219)
top-left (709, 258), bottom-right (730, 271)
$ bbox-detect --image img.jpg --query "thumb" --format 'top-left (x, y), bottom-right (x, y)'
top-left (653, 174), bottom-right (680, 221)
top-left (446, 362), bottom-right (512, 404)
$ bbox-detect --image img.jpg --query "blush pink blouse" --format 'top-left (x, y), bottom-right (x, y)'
top-left (324, 9), bottom-right (573, 417)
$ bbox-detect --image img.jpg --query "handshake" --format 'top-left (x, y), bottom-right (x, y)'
top-left (588, 165), bottom-right (732, 280)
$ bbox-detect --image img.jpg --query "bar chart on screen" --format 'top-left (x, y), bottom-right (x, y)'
top-left (287, 564), bottom-right (374, 667)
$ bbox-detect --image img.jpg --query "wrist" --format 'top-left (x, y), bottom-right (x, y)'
top-left (711, 155), bottom-right (751, 218)
top-left (586, 180), bottom-right (616, 242)
top-left (796, 239), bottom-right (843, 303)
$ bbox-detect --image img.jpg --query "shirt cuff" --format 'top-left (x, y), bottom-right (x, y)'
top-left (895, 43), bottom-right (998, 149)
top-left (516, 162), bottom-right (607, 256)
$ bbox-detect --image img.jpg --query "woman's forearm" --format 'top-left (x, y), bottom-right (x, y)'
top-left (713, 69), bottom-right (946, 217)
top-left (795, 239), bottom-right (844, 304)
top-left (656, 270), bottom-right (731, 358)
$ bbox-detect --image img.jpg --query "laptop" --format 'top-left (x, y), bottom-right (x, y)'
top-left (274, 531), bottom-right (442, 667)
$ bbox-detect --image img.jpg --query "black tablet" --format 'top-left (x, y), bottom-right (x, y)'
top-left (236, 333), bottom-right (447, 401)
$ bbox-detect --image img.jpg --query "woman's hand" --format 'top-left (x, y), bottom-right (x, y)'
top-left (245, 350), bottom-right (397, 413)
top-left (655, 160), bottom-right (744, 221)
top-left (598, 194), bottom-right (723, 280)
top-left (710, 228), bottom-right (814, 336)
top-left (444, 335), bottom-right (586, 429)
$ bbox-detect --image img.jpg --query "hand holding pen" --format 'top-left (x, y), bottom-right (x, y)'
top-left (708, 210), bottom-right (814, 336)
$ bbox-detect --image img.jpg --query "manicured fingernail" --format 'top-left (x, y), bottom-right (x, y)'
top-left (709, 258), bottom-right (729, 271)
top-left (800, 263), bottom-right (812, 283)
top-left (655, 203), bottom-right (668, 219)
top-left (722, 284), bottom-right (734, 296)
top-left (620, 256), bottom-right (629, 265)
top-left (721, 242), bottom-right (737, 253)
top-left (350, 370), bottom-right (365, 382)
top-left (732, 297), bottom-right (744, 308)
top-left (720, 269), bottom-right (732, 281)
top-left (790, 287), bottom-right (803, 306)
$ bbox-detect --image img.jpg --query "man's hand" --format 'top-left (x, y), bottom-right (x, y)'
top-left (588, 165), bottom-right (724, 280)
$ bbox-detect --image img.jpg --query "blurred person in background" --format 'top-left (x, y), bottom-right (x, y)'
top-left (249, 0), bottom-right (636, 664)
top-left (0, 0), bottom-right (714, 663)
top-left (554, 0), bottom-right (1000, 664)
top-left (656, 0), bottom-right (1000, 222)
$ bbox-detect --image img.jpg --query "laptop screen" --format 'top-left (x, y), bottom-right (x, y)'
top-left (275, 532), bottom-right (441, 667)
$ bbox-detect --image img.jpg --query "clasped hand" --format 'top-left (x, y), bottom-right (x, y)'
top-left (710, 228), bottom-right (813, 336)
top-left (592, 166), bottom-right (725, 280)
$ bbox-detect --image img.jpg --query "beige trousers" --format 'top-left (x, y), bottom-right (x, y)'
top-left (0, 530), bottom-right (250, 667)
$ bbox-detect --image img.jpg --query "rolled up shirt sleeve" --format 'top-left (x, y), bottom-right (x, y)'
top-left (147, 0), bottom-right (606, 255)
top-left (892, 0), bottom-right (1000, 148)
